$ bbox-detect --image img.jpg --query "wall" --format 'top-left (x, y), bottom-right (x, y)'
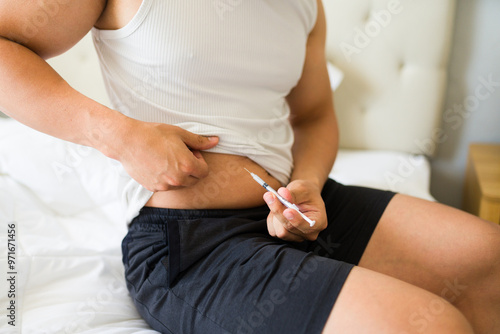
top-left (430, 0), bottom-right (500, 208)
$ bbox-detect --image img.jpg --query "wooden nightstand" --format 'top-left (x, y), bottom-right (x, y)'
top-left (463, 143), bottom-right (500, 224)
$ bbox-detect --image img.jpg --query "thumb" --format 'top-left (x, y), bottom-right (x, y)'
top-left (284, 181), bottom-right (311, 205)
top-left (277, 187), bottom-right (294, 203)
top-left (181, 130), bottom-right (219, 151)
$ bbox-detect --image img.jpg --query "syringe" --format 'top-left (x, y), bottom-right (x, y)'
top-left (244, 168), bottom-right (316, 227)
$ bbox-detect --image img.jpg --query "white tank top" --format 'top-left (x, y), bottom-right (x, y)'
top-left (91, 0), bottom-right (318, 222)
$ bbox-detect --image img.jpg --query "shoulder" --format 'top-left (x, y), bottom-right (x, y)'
top-left (286, 0), bottom-right (331, 119)
top-left (0, 0), bottom-right (107, 58)
top-left (309, 0), bottom-right (326, 44)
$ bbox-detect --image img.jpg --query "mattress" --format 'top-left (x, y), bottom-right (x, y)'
top-left (0, 118), bottom-right (434, 333)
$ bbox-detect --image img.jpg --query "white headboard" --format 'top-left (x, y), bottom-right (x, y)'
top-left (324, 0), bottom-right (456, 155)
top-left (43, 0), bottom-right (456, 156)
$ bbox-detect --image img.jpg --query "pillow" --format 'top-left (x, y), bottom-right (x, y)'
top-left (327, 61), bottom-right (344, 91)
top-left (0, 119), bottom-right (127, 216)
top-left (330, 149), bottom-right (435, 202)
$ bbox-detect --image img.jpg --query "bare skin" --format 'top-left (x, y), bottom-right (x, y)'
top-left (1, 0), bottom-right (499, 333)
top-left (356, 195), bottom-right (500, 334)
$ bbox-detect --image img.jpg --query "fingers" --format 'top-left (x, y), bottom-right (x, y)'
top-left (264, 192), bottom-right (306, 242)
top-left (268, 213), bottom-right (305, 243)
top-left (120, 122), bottom-right (220, 192)
top-left (277, 186), bottom-right (294, 203)
top-left (264, 180), bottom-right (326, 242)
top-left (180, 129), bottom-right (219, 151)
top-left (176, 129), bottom-right (219, 183)
top-left (284, 180), bottom-right (317, 206)
top-left (191, 149), bottom-right (203, 160)
top-left (267, 214), bottom-right (305, 242)
top-left (178, 150), bottom-right (210, 182)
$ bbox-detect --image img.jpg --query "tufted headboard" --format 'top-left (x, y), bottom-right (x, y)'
top-left (324, 0), bottom-right (456, 156)
top-left (34, 1), bottom-right (455, 157)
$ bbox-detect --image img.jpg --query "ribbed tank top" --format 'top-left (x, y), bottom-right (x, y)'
top-left (91, 0), bottom-right (318, 222)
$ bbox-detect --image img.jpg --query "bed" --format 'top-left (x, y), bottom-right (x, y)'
top-left (0, 0), bottom-right (455, 332)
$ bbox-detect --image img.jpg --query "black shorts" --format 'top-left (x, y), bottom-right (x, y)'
top-left (122, 179), bottom-right (395, 334)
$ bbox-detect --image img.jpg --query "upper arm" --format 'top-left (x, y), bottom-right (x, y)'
top-left (286, 0), bottom-right (334, 124)
top-left (0, 0), bottom-right (107, 59)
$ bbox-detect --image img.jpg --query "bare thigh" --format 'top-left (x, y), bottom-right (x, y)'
top-left (359, 194), bottom-right (500, 315)
top-left (323, 266), bottom-right (473, 334)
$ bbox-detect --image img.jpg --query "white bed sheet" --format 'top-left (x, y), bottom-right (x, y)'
top-left (0, 118), bottom-right (434, 333)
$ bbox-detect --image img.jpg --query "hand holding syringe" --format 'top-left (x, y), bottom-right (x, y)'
top-left (244, 169), bottom-right (316, 227)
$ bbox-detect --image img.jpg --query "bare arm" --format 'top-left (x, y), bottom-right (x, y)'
top-left (0, 0), bottom-right (118, 150)
top-left (0, 0), bottom-right (217, 191)
top-left (286, 0), bottom-right (338, 189)
top-left (264, 0), bottom-right (337, 241)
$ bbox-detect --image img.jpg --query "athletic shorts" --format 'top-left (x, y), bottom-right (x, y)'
top-left (122, 179), bottom-right (396, 334)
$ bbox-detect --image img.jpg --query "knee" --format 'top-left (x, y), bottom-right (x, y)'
top-left (441, 223), bottom-right (500, 305)
top-left (470, 225), bottom-right (500, 277)
top-left (490, 233), bottom-right (500, 277)
top-left (455, 221), bottom-right (500, 279)
top-left (323, 267), bottom-right (475, 334)
top-left (491, 226), bottom-right (500, 263)
top-left (411, 299), bottom-right (474, 334)
top-left (398, 296), bottom-right (474, 334)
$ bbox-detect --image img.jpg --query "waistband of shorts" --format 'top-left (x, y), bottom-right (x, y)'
top-left (131, 205), bottom-right (270, 226)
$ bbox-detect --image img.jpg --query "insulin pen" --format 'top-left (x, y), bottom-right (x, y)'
top-left (244, 168), bottom-right (316, 227)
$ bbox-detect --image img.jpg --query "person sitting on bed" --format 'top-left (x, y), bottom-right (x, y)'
top-left (1, 0), bottom-right (499, 333)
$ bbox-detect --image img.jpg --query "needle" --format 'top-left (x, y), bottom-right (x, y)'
top-left (244, 168), bottom-right (316, 227)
